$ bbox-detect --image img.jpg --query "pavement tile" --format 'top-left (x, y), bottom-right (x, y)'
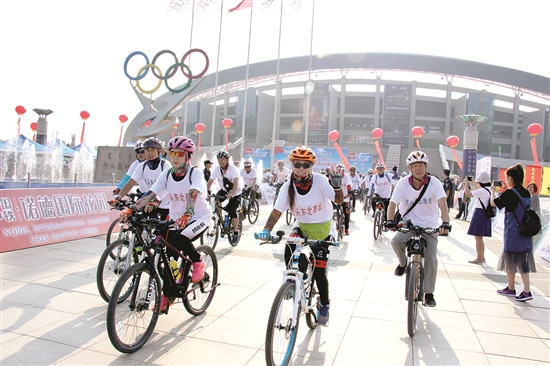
top-left (525, 319), bottom-right (550, 339)
top-left (413, 325), bottom-right (484, 353)
top-left (485, 354), bottom-right (550, 365)
top-left (55, 348), bottom-right (152, 365)
top-left (476, 331), bottom-right (550, 363)
top-left (1, 334), bottom-right (78, 365)
top-left (334, 334), bottom-right (413, 365)
top-left (468, 313), bottom-right (539, 337)
top-left (414, 347), bottom-right (489, 366)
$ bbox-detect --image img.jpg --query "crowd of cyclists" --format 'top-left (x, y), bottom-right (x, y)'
top-left (109, 134), bottom-right (452, 327)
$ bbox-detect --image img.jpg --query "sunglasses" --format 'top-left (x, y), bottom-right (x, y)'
top-left (169, 151), bottom-right (187, 158)
top-left (292, 162), bottom-right (312, 169)
top-left (136, 149), bottom-right (145, 154)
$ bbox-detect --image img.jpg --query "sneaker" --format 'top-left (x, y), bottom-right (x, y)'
top-left (191, 259), bottom-right (206, 283)
top-left (497, 286), bottom-right (516, 296)
top-left (514, 291), bottom-right (533, 302)
top-left (454, 215), bottom-right (460, 219)
top-left (317, 304), bottom-right (330, 325)
top-left (424, 293), bottom-right (436, 307)
top-left (468, 259), bottom-right (485, 264)
top-left (394, 265), bottom-right (406, 277)
top-left (344, 229), bottom-right (350, 236)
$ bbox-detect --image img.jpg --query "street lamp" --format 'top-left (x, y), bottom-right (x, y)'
top-left (33, 108), bottom-right (54, 145)
top-left (456, 114), bottom-right (488, 178)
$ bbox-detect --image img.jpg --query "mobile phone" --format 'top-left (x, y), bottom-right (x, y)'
top-left (467, 176), bottom-right (473, 181)
top-left (493, 180), bottom-right (503, 187)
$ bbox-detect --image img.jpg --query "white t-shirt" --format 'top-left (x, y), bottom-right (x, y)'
top-left (350, 173), bottom-right (361, 190)
top-left (274, 173), bottom-right (336, 237)
top-left (390, 176), bottom-right (446, 228)
top-left (210, 164), bottom-right (243, 196)
top-left (341, 173), bottom-right (352, 196)
top-left (240, 167), bottom-right (257, 188)
top-left (150, 167), bottom-right (211, 221)
top-left (470, 187), bottom-right (491, 211)
top-left (274, 167), bottom-right (290, 184)
top-left (370, 173), bottom-right (394, 199)
top-left (131, 160), bottom-right (172, 209)
top-left (362, 174), bottom-right (373, 188)
top-left (126, 159), bottom-right (141, 177)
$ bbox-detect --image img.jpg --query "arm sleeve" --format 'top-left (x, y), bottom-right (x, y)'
top-left (117, 175), bottom-right (131, 189)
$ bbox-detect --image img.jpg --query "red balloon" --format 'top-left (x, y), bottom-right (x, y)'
top-left (144, 120), bottom-right (152, 127)
top-left (412, 126), bottom-right (424, 138)
top-left (119, 114), bottom-right (128, 123)
top-left (222, 118), bottom-right (233, 128)
top-left (15, 105), bottom-right (26, 115)
top-left (527, 123), bottom-right (542, 136)
top-left (195, 122), bottom-right (205, 133)
top-left (80, 111), bottom-right (90, 120)
top-left (30, 122), bottom-right (37, 131)
top-left (371, 128), bottom-right (383, 139)
top-left (328, 130), bottom-right (339, 141)
top-left (446, 135), bottom-right (460, 148)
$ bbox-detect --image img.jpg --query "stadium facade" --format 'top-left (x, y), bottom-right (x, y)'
top-left (125, 53), bottom-right (550, 174)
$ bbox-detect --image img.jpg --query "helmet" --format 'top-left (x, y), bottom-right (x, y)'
top-left (142, 137), bottom-right (163, 150)
top-left (278, 160), bottom-right (285, 165)
top-left (134, 140), bottom-right (143, 151)
top-left (288, 146), bottom-right (316, 163)
top-left (244, 159), bottom-right (252, 168)
top-left (336, 164), bottom-right (346, 171)
top-left (375, 162), bottom-right (385, 169)
top-left (406, 151), bottom-right (429, 165)
top-left (168, 136), bottom-right (195, 154)
top-left (216, 151), bottom-right (230, 159)
top-left (367, 169), bottom-right (373, 174)
top-left (350, 166), bottom-right (356, 171)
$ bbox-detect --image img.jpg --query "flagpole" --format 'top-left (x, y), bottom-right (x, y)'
top-left (209, 0), bottom-right (225, 156)
top-left (239, 2), bottom-right (254, 161)
top-left (270, 0), bottom-right (284, 170)
top-left (304, 0), bottom-right (315, 146)
top-left (182, 0), bottom-right (196, 137)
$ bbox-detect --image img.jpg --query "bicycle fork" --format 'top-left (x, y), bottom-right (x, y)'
top-left (277, 271), bottom-right (304, 330)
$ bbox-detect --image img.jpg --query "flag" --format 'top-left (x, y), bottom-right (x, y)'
top-left (228, 0), bottom-right (252, 12)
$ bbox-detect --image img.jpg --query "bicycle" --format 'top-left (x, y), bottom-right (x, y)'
top-left (350, 189), bottom-right (360, 212)
top-left (201, 193), bottom-right (243, 248)
top-left (362, 188), bottom-right (371, 215)
top-left (257, 231), bottom-right (339, 366)
top-left (241, 186), bottom-right (260, 225)
top-left (332, 203), bottom-right (345, 242)
top-left (106, 217), bottom-right (219, 353)
top-left (372, 194), bottom-right (387, 240)
top-left (273, 182), bottom-right (284, 206)
top-left (105, 192), bottom-right (142, 246)
top-left (396, 220), bottom-right (450, 337)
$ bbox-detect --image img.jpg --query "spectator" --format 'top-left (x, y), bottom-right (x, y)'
top-left (527, 183), bottom-right (540, 218)
top-left (491, 164), bottom-right (536, 302)
top-left (463, 171), bottom-right (492, 264)
top-left (203, 160), bottom-right (212, 182)
top-left (442, 169), bottom-right (454, 213)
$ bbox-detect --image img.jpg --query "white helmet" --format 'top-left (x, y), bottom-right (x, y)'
top-left (367, 168), bottom-right (373, 174)
top-left (244, 159), bottom-right (252, 168)
top-left (375, 162), bottom-right (385, 169)
top-left (406, 151), bottom-right (429, 165)
top-left (336, 164), bottom-right (346, 171)
top-left (402, 172), bottom-right (408, 177)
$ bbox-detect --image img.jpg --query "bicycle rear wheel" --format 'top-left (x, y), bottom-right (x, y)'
top-left (106, 263), bottom-right (161, 353)
top-left (266, 281), bottom-right (299, 366)
top-left (305, 280), bottom-right (320, 329)
top-left (182, 245), bottom-right (218, 315)
top-left (407, 263), bottom-right (421, 337)
top-left (373, 210), bottom-right (382, 240)
top-left (97, 239), bottom-right (139, 303)
top-left (228, 214), bottom-right (243, 246)
top-left (248, 200), bottom-right (260, 225)
top-left (200, 216), bottom-right (219, 250)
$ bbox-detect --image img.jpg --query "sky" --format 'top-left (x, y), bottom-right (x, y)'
top-left (1, 0), bottom-right (549, 148)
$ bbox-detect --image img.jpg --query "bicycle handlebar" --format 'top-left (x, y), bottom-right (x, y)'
top-left (396, 220), bottom-right (452, 235)
top-left (258, 230), bottom-right (339, 248)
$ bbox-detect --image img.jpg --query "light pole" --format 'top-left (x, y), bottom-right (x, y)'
top-left (497, 146), bottom-right (501, 180)
top-left (33, 108), bottom-right (53, 145)
top-left (456, 114), bottom-right (488, 178)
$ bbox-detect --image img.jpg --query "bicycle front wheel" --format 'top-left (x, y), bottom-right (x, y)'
top-left (106, 217), bottom-right (128, 246)
top-left (373, 210), bottom-right (382, 240)
top-left (266, 281), bottom-right (299, 366)
top-left (305, 280), bottom-right (320, 329)
top-left (182, 245), bottom-right (218, 315)
top-left (407, 263), bottom-right (421, 337)
top-left (106, 263), bottom-right (161, 353)
top-left (97, 239), bottom-right (139, 303)
top-left (200, 216), bottom-right (219, 250)
top-left (248, 200), bottom-right (260, 225)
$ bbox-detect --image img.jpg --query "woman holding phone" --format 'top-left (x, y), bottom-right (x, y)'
top-left (463, 171), bottom-right (492, 264)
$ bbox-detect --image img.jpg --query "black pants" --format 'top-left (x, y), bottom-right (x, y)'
top-left (343, 201), bottom-right (350, 230)
top-left (372, 196), bottom-right (390, 222)
top-left (163, 223), bottom-right (205, 262)
top-left (216, 189), bottom-right (241, 219)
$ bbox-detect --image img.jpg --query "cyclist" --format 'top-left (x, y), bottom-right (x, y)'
top-left (207, 151), bottom-right (242, 244)
top-left (336, 164), bottom-right (352, 236)
top-left (386, 151), bottom-right (450, 307)
top-left (349, 166), bottom-right (361, 212)
top-left (115, 137), bottom-right (171, 219)
top-left (240, 159), bottom-right (258, 204)
top-left (133, 136), bottom-right (209, 312)
top-left (368, 163), bottom-right (394, 222)
top-left (361, 168), bottom-right (374, 194)
top-left (256, 146), bottom-right (344, 325)
top-left (113, 140), bottom-right (145, 195)
top-left (272, 160), bottom-right (290, 197)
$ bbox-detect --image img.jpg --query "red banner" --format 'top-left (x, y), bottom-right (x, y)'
top-left (452, 149), bottom-right (463, 170)
top-left (332, 141), bottom-right (351, 170)
top-left (0, 187), bottom-right (120, 252)
top-left (525, 165), bottom-right (542, 187)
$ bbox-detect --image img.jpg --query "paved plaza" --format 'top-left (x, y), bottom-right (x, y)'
top-left (1, 207), bottom-right (549, 365)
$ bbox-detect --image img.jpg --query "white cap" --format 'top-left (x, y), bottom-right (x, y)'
top-left (476, 171), bottom-right (490, 184)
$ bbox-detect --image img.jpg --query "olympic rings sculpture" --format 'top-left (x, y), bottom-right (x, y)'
top-left (124, 49), bottom-right (209, 94)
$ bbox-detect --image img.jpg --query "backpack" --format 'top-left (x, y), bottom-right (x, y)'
top-left (374, 173), bottom-right (391, 184)
top-left (510, 189), bottom-right (541, 237)
top-left (165, 166), bottom-right (194, 185)
top-left (478, 187), bottom-right (496, 218)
